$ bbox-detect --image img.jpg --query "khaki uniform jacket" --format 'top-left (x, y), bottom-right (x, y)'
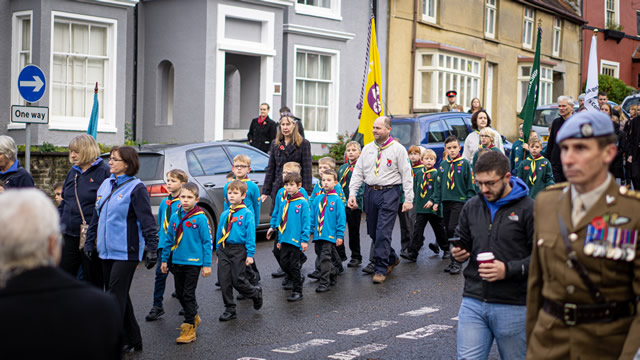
top-left (440, 104), bottom-right (464, 112)
top-left (526, 179), bottom-right (640, 360)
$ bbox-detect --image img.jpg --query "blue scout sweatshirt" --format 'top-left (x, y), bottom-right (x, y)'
top-left (58, 158), bottom-right (110, 237)
top-left (271, 192), bottom-right (311, 249)
top-left (270, 187), bottom-right (309, 227)
top-left (223, 178), bottom-right (261, 228)
top-left (310, 190), bottom-right (346, 243)
top-left (157, 194), bottom-right (181, 248)
top-left (86, 174), bottom-right (159, 261)
top-left (0, 160), bottom-right (34, 188)
top-left (161, 208), bottom-right (213, 267)
top-left (309, 182), bottom-right (346, 206)
top-left (214, 206), bottom-right (257, 257)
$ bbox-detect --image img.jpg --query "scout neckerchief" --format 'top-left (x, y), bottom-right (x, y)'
top-left (217, 204), bottom-right (246, 248)
top-left (278, 192), bottom-right (306, 234)
top-left (446, 156), bottom-right (463, 190)
top-left (374, 137), bottom-right (395, 176)
top-left (317, 189), bottom-right (337, 236)
top-left (528, 154), bottom-right (543, 185)
top-left (172, 205), bottom-right (205, 251)
top-left (234, 176), bottom-right (250, 182)
top-left (412, 161), bottom-right (424, 178)
top-left (422, 168), bottom-right (437, 198)
top-left (340, 161), bottom-right (356, 188)
top-left (163, 195), bottom-right (180, 233)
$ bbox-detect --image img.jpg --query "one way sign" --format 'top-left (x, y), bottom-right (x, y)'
top-left (18, 65), bottom-right (46, 103)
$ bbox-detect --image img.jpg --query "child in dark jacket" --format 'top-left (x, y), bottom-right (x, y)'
top-left (517, 137), bottom-right (554, 199)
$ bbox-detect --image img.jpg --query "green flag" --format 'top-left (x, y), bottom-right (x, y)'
top-left (518, 27), bottom-right (542, 143)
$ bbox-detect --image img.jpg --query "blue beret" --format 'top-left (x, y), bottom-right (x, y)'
top-left (556, 111), bottom-right (614, 143)
top-left (578, 93), bottom-right (585, 100)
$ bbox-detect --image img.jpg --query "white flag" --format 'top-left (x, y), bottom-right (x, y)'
top-left (584, 33), bottom-right (599, 112)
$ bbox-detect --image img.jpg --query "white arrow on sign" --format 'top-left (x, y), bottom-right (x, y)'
top-left (20, 76), bottom-right (44, 92)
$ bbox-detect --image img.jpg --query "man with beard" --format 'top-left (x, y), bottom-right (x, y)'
top-left (451, 151), bottom-right (534, 360)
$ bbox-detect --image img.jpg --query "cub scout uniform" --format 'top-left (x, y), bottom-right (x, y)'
top-left (310, 182), bottom-right (346, 206)
top-left (431, 156), bottom-right (476, 204)
top-left (158, 194), bottom-right (181, 246)
top-left (510, 138), bottom-right (525, 174)
top-left (415, 166), bottom-right (440, 215)
top-left (223, 177), bottom-right (261, 228)
top-left (517, 155), bottom-right (554, 199)
top-left (161, 207), bottom-right (213, 267)
top-left (215, 205), bottom-right (256, 257)
top-left (271, 192), bottom-right (311, 249)
top-left (338, 161), bottom-right (364, 210)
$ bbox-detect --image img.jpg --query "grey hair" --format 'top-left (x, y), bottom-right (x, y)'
top-left (557, 95), bottom-right (574, 107)
top-left (0, 189), bottom-right (61, 288)
top-left (0, 135), bottom-right (18, 162)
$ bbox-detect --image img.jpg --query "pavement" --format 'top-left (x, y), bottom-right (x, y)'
top-left (127, 216), bottom-right (500, 360)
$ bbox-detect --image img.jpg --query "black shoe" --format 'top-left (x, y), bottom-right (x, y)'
top-left (122, 343), bottom-right (143, 354)
top-left (287, 292), bottom-right (303, 302)
top-left (307, 271), bottom-right (320, 280)
top-left (179, 308), bottom-right (185, 316)
top-left (282, 278), bottom-right (293, 290)
top-left (237, 293), bottom-right (247, 300)
top-left (316, 285), bottom-right (331, 293)
top-left (399, 249), bottom-right (411, 260)
top-left (347, 259), bottom-right (361, 267)
top-left (330, 276), bottom-right (337, 286)
top-left (337, 266), bottom-right (345, 275)
top-left (362, 263), bottom-right (375, 274)
top-left (219, 310), bottom-right (237, 321)
top-left (271, 268), bottom-right (286, 278)
top-left (442, 250), bottom-right (451, 260)
top-left (171, 291), bottom-right (177, 297)
top-left (402, 250), bottom-right (418, 262)
top-left (252, 287), bottom-right (263, 310)
top-left (215, 281), bottom-right (220, 287)
top-left (145, 306), bottom-right (165, 321)
top-left (428, 243), bottom-right (440, 255)
top-left (449, 261), bottom-right (462, 275)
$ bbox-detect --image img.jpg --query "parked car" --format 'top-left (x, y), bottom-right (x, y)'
top-left (389, 112), bottom-right (511, 164)
top-left (533, 101), bottom-right (615, 145)
top-left (104, 142), bottom-right (273, 239)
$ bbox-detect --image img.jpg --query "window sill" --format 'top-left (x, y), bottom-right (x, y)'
top-left (484, 36), bottom-right (499, 44)
top-left (294, 4), bottom-right (342, 21)
top-left (418, 20), bottom-right (442, 29)
top-left (48, 122), bottom-right (117, 133)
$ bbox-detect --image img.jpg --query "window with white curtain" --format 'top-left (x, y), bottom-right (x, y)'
top-left (605, 0), bottom-right (619, 28)
top-left (11, 12), bottom-right (32, 106)
top-left (485, 0), bottom-right (496, 38)
top-left (552, 17), bottom-right (562, 57)
top-left (518, 64), bottom-right (553, 111)
top-left (295, 0), bottom-right (341, 20)
top-left (522, 7), bottom-right (534, 49)
top-left (50, 13), bottom-right (116, 131)
top-left (414, 50), bottom-right (481, 111)
top-left (422, 0), bottom-right (437, 23)
top-left (294, 49), bottom-right (337, 135)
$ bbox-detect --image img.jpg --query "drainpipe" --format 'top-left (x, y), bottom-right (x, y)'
top-left (409, 0), bottom-right (418, 114)
top-left (132, 3), bottom-right (138, 142)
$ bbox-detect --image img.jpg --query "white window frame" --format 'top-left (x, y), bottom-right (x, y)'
top-left (552, 17), bottom-right (561, 57)
top-left (517, 64), bottom-right (553, 112)
top-left (295, 0), bottom-right (342, 21)
top-left (293, 44), bottom-right (340, 143)
top-left (605, 0), bottom-right (620, 28)
top-left (422, 0), bottom-right (437, 24)
top-left (600, 59), bottom-right (620, 78)
top-left (9, 11), bottom-right (33, 130)
top-left (485, 0), bottom-right (496, 39)
top-left (49, 11), bottom-right (118, 133)
top-left (522, 7), bottom-right (535, 49)
top-left (414, 49), bottom-right (482, 111)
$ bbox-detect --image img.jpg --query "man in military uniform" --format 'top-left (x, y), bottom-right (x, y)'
top-left (441, 90), bottom-right (464, 112)
top-left (526, 111), bottom-right (640, 359)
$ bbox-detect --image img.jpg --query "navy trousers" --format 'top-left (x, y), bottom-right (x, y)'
top-left (364, 184), bottom-right (401, 275)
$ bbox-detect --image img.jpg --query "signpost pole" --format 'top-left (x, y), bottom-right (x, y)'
top-left (25, 123), bottom-right (31, 173)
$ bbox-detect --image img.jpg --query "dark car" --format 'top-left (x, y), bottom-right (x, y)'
top-left (106, 142), bottom-right (273, 239)
top-left (389, 112), bottom-right (511, 163)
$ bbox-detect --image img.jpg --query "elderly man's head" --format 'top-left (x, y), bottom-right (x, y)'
top-left (0, 189), bottom-right (61, 286)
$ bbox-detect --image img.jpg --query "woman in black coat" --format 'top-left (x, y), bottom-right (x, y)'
top-left (601, 104), bottom-right (624, 181)
top-left (58, 134), bottom-right (110, 288)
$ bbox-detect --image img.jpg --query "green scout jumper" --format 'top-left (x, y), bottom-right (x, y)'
top-left (413, 164), bottom-right (440, 215)
top-left (432, 156), bottom-right (476, 204)
top-left (510, 138), bottom-right (525, 173)
top-left (338, 161), bottom-right (364, 210)
top-left (516, 155), bottom-right (554, 199)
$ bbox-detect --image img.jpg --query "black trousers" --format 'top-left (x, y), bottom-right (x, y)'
top-left (410, 213), bottom-right (448, 253)
top-left (217, 244), bottom-right (258, 311)
top-left (314, 240), bottom-right (340, 286)
top-left (346, 208), bottom-right (362, 260)
top-left (398, 204), bottom-right (415, 251)
top-left (245, 262), bottom-right (261, 286)
top-left (171, 264), bottom-right (200, 324)
top-left (280, 243), bottom-right (303, 293)
top-left (60, 234), bottom-right (104, 289)
top-left (442, 201), bottom-right (464, 247)
top-left (102, 260), bottom-right (141, 346)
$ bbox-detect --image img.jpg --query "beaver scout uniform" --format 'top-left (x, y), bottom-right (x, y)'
top-left (526, 111), bottom-right (640, 360)
top-left (517, 154), bottom-right (555, 199)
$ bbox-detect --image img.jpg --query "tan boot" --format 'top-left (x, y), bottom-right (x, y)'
top-left (194, 314), bottom-right (201, 330)
top-left (176, 323), bottom-right (196, 344)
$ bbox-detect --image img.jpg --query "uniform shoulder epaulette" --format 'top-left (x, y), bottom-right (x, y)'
top-left (545, 182), bottom-right (569, 191)
top-left (618, 186), bottom-right (640, 199)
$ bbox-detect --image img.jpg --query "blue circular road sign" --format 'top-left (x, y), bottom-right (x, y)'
top-left (17, 65), bottom-right (47, 103)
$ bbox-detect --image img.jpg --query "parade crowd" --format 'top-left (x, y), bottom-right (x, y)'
top-left (0, 92), bottom-right (639, 360)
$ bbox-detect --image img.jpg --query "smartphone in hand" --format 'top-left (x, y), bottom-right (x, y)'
top-left (449, 237), bottom-right (464, 250)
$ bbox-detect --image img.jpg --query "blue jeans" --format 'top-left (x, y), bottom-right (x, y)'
top-left (152, 253), bottom-right (169, 308)
top-left (457, 297), bottom-right (526, 360)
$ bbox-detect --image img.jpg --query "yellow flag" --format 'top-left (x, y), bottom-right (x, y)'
top-left (357, 18), bottom-right (384, 145)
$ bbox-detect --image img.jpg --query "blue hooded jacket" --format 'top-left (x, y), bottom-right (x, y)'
top-left (483, 176), bottom-right (529, 222)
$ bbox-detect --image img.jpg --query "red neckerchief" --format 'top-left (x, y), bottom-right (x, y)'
top-left (258, 116), bottom-right (267, 126)
top-left (278, 192), bottom-right (305, 234)
top-left (317, 189), bottom-right (337, 236)
top-left (447, 155), bottom-right (463, 190)
top-left (172, 205), bottom-right (204, 251)
top-left (340, 161), bottom-right (356, 188)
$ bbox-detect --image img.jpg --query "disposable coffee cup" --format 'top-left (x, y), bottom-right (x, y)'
top-left (477, 252), bottom-right (495, 265)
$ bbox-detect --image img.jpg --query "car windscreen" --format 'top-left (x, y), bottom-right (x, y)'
top-left (534, 109), bottom-right (558, 127)
top-left (137, 154), bottom-right (165, 181)
top-left (390, 122), bottom-right (417, 147)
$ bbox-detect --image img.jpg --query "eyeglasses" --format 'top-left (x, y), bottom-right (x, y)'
top-left (109, 157), bottom-right (123, 162)
top-left (233, 165), bottom-right (249, 169)
top-left (475, 175), bottom-right (505, 188)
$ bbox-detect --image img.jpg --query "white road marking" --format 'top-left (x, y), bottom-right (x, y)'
top-left (451, 316), bottom-right (459, 321)
top-left (396, 324), bottom-right (453, 340)
top-left (337, 320), bottom-right (398, 336)
top-left (237, 358), bottom-right (266, 360)
top-left (327, 343), bottom-right (388, 360)
top-left (272, 339), bottom-right (336, 354)
top-left (399, 306), bottom-right (440, 316)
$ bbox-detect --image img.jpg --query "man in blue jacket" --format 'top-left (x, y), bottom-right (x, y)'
top-left (451, 151), bottom-right (534, 360)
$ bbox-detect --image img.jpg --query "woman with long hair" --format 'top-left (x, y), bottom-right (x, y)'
top-left (467, 98), bottom-right (482, 114)
top-left (601, 103), bottom-right (625, 182)
top-left (462, 110), bottom-right (504, 162)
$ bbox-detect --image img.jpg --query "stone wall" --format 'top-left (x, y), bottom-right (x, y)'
top-left (17, 152), bottom-right (72, 198)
